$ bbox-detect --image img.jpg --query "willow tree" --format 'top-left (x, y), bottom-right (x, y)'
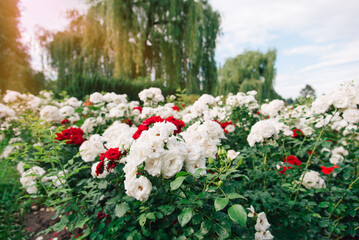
top-left (42, 0), bottom-right (220, 97)
top-left (216, 49), bottom-right (281, 102)
top-left (0, 0), bottom-right (43, 93)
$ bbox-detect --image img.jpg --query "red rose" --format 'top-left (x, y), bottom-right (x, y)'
top-left (279, 166), bottom-right (292, 175)
top-left (284, 155), bottom-right (302, 166)
top-left (123, 119), bottom-right (133, 126)
top-left (99, 153), bottom-right (106, 161)
top-left (133, 106), bottom-right (143, 113)
top-left (172, 105), bottom-right (180, 111)
top-left (61, 119), bottom-right (70, 125)
top-left (165, 116), bottom-right (185, 134)
top-left (84, 98), bottom-right (93, 107)
top-left (104, 148), bottom-right (121, 161)
top-left (95, 160), bottom-right (105, 176)
top-left (321, 165), bottom-right (339, 175)
top-left (292, 129), bottom-right (304, 138)
top-left (97, 211), bottom-right (107, 220)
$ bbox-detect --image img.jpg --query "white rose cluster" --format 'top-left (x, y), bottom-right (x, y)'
top-left (329, 146), bottom-right (348, 165)
top-left (312, 81), bottom-right (359, 114)
top-left (225, 91), bottom-right (259, 111)
top-left (179, 94), bottom-right (228, 122)
top-left (138, 87), bottom-right (164, 106)
top-left (80, 134), bottom-right (106, 162)
top-left (247, 206), bottom-right (273, 240)
top-left (40, 105), bottom-right (64, 123)
top-left (123, 122), bottom-right (180, 201)
top-left (102, 121), bottom-right (137, 151)
top-left (260, 99), bottom-right (285, 118)
top-left (3, 90), bottom-right (26, 103)
top-left (19, 166), bottom-right (46, 194)
top-left (181, 120), bottom-right (226, 159)
top-left (120, 120), bottom-right (225, 202)
top-left (0, 103), bottom-right (16, 119)
top-left (247, 119), bottom-right (278, 147)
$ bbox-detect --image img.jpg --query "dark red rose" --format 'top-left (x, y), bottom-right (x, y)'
top-left (61, 119), bottom-right (70, 125)
top-left (292, 129), bottom-right (304, 138)
top-left (104, 148), bottom-right (121, 161)
top-left (123, 119), bottom-right (133, 126)
top-left (97, 211), bottom-right (107, 220)
top-left (279, 166), bottom-right (292, 175)
top-left (95, 160), bottom-right (105, 176)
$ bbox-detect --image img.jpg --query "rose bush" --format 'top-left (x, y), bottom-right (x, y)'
top-left (1, 81), bottom-right (358, 239)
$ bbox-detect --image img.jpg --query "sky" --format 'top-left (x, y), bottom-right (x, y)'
top-left (19, 0), bottom-right (359, 99)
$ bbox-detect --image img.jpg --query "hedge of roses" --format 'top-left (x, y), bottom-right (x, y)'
top-left (1, 82), bottom-right (358, 239)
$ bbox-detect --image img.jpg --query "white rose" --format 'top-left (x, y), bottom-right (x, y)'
top-left (79, 134), bottom-right (105, 162)
top-left (224, 124), bottom-right (235, 133)
top-left (185, 157), bottom-right (206, 175)
top-left (20, 174), bottom-right (38, 194)
top-left (227, 150), bottom-right (240, 160)
top-left (300, 170), bottom-right (326, 189)
top-left (144, 158), bottom-right (163, 177)
top-left (89, 92), bottom-right (104, 104)
top-left (255, 212), bottom-right (271, 232)
top-left (59, 106), bottom-right (75, 117)
top-left (311, 95), bottom-right (332, 114)
top-left (161, 149), bottom-right (185, 179)
top-left (329, 154), bottom-right (344, 165)
top-left (126, 176), bottom-right (152, 201)
top-left (184, 144), bottom-right (202, 164)
top-left (332, 146), bottom-right (348, 156)
top-left (81, 118), bottom-right (97, 134)
top-left (91, 161), bottom-right (109, 179)
top-left (40, 106), bottom-right (63, 123)
top-left (343, 109), bottom-right (359, 123)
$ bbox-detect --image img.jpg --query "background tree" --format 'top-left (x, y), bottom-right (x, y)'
top-left (41, 0), bottom-right (220, 98)
top-left (216, 49), bottom-right (281, 102)
top-left (299, 84), bottom-right (316, 98)
top-left (0, 0), bottom-right (44, 93)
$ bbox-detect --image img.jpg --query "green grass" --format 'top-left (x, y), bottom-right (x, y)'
top-left (0, 140), bottom-right (26, 239)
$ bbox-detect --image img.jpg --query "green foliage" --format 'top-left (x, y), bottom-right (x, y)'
top-left (41, 0), bottom-right (220, 96)
top-left (0, 139), bottom-right (25, 239)
top-left (217, 49), bottom-right (281, 102)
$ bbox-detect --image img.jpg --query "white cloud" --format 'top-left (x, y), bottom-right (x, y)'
top-left (275, 62), bottom-right (359, 99)
top-left (298, 39), bottom-right (359, 72)
top-left (282, 44), bottom-right (336, 56)
top-left (211, 0), bottom-right (359, 46)
top-left (210, 0), bottom-right (359, 98)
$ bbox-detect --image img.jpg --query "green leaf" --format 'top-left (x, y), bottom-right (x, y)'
top-left (200, 220), bottom-right (212, 235)
top-left (228, 204), bottom-right (247, 227)
top-left (138, 214), bottom-right (146, 227)
top-left (214, 198), bottom-right (229, 212)
top-left (146, 212), bottom-right (156, 220)
top-left (115, 203), bottom-right (130, 218)
top-left (318, 202), bottom-right (329, 208)
top-left (98, 180), bottom-right (107, 189)
top-left (227, 193), bottom-right (247, 200)
top-left (178, 208), bottom-right (193, 227)
top-left (170, 176), bottom-right (186, 190)
top-left (176, 171), bottom-right (188, 177)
